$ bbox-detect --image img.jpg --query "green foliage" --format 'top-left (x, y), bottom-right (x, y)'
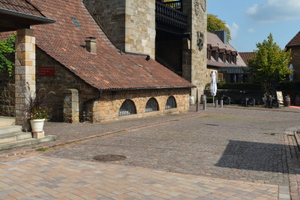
top-left (207, 14), bottom-right (231, 43)
top-left (0, 34), bottom-right (16, 76)
top-left (27, 107), bottom-right (48, 120)
top-left (247, 33), bottom-right (292, 95)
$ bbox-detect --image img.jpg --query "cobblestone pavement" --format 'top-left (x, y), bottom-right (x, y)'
top-left (43, 107), bottom-right (300, 186)
top-left (0, 106), bottom-right (300, 199)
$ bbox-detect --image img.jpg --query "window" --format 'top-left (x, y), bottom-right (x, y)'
top-left (145, 98), bottom-right (159, 112)
top-left (218, 74), bottom-right (223, 82)
top-left (219, 53), bottom-right (224, 62)
top-left (211, 51), bottom-right (217, 60)
top-left (165, 96), bottom-right (177, 109)
top-left (226, 54), bottom-right (230, 62)
top-left (119, 100), bottom-right (136, 116)
top-left (231, 55), bottom-right (236, 64)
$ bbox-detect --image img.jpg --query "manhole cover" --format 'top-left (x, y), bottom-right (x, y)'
top-left (93, 155), bottom-right (126, 162)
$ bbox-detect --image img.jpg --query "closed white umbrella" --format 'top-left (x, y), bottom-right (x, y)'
top-left (210, 71), bottom-right (217, 104)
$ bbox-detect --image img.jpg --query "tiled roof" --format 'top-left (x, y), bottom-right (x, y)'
top-left (286, 31), bottom-right (300, 47)
top-left (16, 0), bottom-right (194, 90)
top-left (239, 52), bottom-right (254, 66)
top-left (0, 0), bottom-right (44, 17)
top-left (207, 32), bottom-right (247, 67)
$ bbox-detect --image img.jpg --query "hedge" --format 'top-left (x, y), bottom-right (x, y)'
top-left (206, 82), bottom-right (263, 90)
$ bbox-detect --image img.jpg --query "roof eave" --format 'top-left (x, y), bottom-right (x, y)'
top-left (100, 86), bottom-right (196, 92)
top-left (0, 7), bottom-right (56, 25)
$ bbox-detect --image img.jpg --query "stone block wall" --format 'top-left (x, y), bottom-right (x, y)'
top-left (182, 0), bottom-right (207, 102)
top-left (124, 0), bottom-right (156, 59)
top-left (91, 88), bottom-right (190, 122)
top-left (289, 46), bottom-right (300, 80)
top-left (63, 89), bottom-right (79, 123)
top-left (83, 0), bottom-right (156, 59)
top-left (0, 57), bottom-right (15, 116)
top-left (83, 0), bottom-right (126, 50)
top-left (15, 29), bottom-right (36, 128)
top-left (35, 48), bottom-right (99, 121)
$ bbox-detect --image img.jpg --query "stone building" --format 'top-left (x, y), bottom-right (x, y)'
top-left (206, 31), bottom-right (248, 83)
top-left (286, 31), bottom-right (300, 81)
top-left (0, 0), bottom-right (195, 123)
top-left (82, 0), bottom-right (207, 103)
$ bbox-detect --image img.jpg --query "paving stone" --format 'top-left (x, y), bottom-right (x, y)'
top-left (1, 106), bottom-right (300, 199)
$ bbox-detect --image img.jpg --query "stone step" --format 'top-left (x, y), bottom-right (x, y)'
top-left (0, 132), bottom-right (32, 144)
top-left (0, 117), bottom-right (15, 127)
top-left (0, 135), bottom-right (56, 151)
top-left (0, 125), bottom-right (22, 135)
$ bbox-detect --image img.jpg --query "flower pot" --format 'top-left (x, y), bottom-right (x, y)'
top-left (30, 119), bottom-right (45, 132)
top-left (284, 96), bottom-right (290, 107)
top-left (295, 97), bottom-right (300, 106)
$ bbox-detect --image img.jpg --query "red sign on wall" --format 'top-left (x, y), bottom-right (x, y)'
top-left (38, 67), bottom-right (55, 76)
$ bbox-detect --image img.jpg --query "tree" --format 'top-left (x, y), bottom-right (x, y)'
top-left (0, 33), bottom-right (16, 76)
top-left (247, 33), bottom-right (292, 98)
top-left (207, 14), bottom-right (231, 43)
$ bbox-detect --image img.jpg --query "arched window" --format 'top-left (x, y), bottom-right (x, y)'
top-left (145, 98), bottom-right (159, 113)
top-left (119, 100), bottom-right (136, 116)
top-left (165, 96), bottom-right (177, 109)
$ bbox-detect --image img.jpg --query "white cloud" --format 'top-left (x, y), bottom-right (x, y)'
top-left (247, 29), bottom-right (256, 33)
top-left (247, 0), bottom-right (300, 23)
top-left (227, 23), bottom-right (239, 39)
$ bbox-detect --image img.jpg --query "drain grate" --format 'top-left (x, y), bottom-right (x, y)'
top-left (93, 155), bottom-right (127, 162)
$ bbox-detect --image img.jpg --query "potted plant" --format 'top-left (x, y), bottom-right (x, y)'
top-left (26, 83), bottom-right (54, 138)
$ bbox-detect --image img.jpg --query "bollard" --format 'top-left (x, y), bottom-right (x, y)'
top-left (253, 99), bottom-right (255, 107)
top-left (215, 100), bottom-right (218, 108)
top-left (220, 100), bottom-right (223, 108)
top-left (203, 100), bottom-right (206, 110)
top-left (196, 101), bottom-right (200, 112)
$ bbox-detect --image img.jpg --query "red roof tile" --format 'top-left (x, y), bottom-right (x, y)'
top-left (0, 0), bottom-right (44, 17)
top-left (14, 0), bottom-right (194, 90)
top-left (207, 32), bottom-right (247, 67)
top-left (239, 52), bottom-right (254, 66)
top-left (286, 31), bottom-right (300, 47)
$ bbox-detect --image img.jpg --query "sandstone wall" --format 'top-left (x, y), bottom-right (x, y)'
top-left (182, 0), bottom-right (207, 102)
top-left (92, 88), bottom-right (190, 122)
top-left (83, 0), bottom-right (126, 51)
top-left (83, 0), bottom-right (156, 58)
top-left (125, 0), bottom-right (156, 59)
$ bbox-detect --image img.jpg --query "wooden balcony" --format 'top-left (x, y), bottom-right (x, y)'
top-left (155, 0), bottom-right (188, 34)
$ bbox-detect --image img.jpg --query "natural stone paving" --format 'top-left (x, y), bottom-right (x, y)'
top-left (1, 106), bottom-right (300, 199)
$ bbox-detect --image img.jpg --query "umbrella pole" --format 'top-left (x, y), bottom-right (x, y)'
top-left (213, 96), bottom-right (215, 105)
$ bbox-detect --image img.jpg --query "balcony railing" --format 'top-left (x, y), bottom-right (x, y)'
top-left (155, 1), bottom-right (187, 31)
top-left (163, 0), bottom-right (182, 11)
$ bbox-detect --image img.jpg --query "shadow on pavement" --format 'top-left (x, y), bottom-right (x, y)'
top-left (215, 140), bottom-right (289, 174)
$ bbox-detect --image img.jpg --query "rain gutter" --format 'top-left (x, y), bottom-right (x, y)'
top-left (0, 8), bottom-right (56, 24)
top-left (100, 86), bottom-right (196, 92)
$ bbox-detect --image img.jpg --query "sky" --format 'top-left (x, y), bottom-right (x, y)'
top-left (207, 0), bottom-right (300, 52)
